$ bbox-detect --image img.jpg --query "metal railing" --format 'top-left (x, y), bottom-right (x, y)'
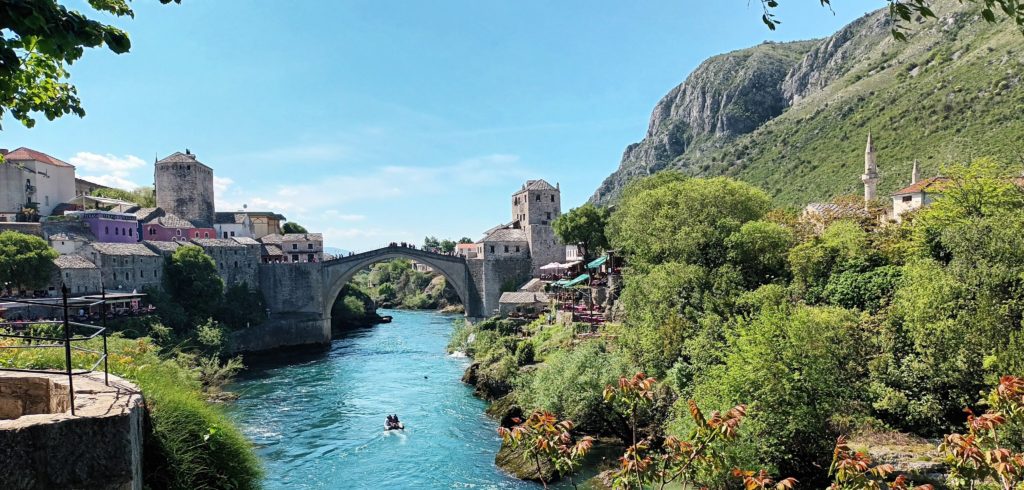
top-left (0, 286), bottom-right (110, 416)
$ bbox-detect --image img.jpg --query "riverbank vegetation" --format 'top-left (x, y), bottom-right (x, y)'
top-left (455, 159), bottom-right (1024, 488)
top-left (332, 258), bottom-right (463, 328)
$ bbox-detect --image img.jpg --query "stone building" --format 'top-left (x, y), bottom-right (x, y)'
top-left (49, 255), bottom-right (102, 296)
top-left (0, 147), bottom-right (76, 220)
top-left (154, 150), bottom-right (215, 227)
top-left (455, 243), bottom-right (477, 259)
top-left (142, 239), bottom-right (182, 259)
top-left (510, 179), bottom-right (566, 273)
top-left (476, 227), bottom-right (530, 260)
top-left (259, 233), bottom-right (324, 263)
top-left (191, 238), bottom-right (261, 288)
top-left (41, 220), bottom-right (96, 254)
top-left (80, 243), bottom-right (163, 292)
top-left (216, 211), bottom-right (285, 239)
top-left (74, 177), bottom-right (108, 197)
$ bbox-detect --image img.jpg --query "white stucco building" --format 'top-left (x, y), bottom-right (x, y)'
top-left (0, 147), bottom-right (76, 220)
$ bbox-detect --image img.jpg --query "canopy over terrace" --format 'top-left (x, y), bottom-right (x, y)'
top-left (67, 195), bottom-right (138, 213)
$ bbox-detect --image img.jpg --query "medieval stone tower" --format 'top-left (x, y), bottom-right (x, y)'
top-left (512, 179), bottom-right (566, 273)
top-left (154, 150), bottom-right (215, 226)
top-left (862, 132), bottom-right (879, 204)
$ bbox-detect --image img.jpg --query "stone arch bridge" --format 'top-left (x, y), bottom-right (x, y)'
top-left (230, 245), bottom-right (531, 353)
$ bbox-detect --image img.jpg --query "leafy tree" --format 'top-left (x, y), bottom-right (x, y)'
top-left (608, 175), bottom-right (772, 268)
top-left (725, 220), bottom-right (795, 288)
top-left (282, 222), bottom-right (307, 234)
top-left (687, 304), bottom-right (868, 480)
top-left (92, 186), bottom-right (155, 207)
top-left (788, 220), bottom-right (879, 302)
top-left (440, 239), bottom-right (457, 254)
top-left (458, 237), bottom-right (473, 244)
top-left (423, 236), bottom-right (440, 250)
top-left (757, 0), bottom-right (1024, 40)
top-left (164, 245), bottom-right (223, 327)
top-left (0, 231), bottom-right (57, 290)
top-left (0, 0), bottom-right (179, 131)
top-left (553, 203), bottom-right (610, 261)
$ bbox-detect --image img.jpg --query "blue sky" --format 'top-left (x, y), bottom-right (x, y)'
top-left (3, 1), bottom-right (871, 250)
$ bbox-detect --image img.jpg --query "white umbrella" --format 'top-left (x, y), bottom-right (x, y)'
top-left (539, 262), bottom-right (564, 270)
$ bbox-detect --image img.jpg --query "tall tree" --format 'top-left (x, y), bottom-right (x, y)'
top-left (439, 239), bottom-right (457, 254)
top-left (552, 203), bottom-right (610, 261)
top-left (282, 222), bottom-right (308, 234)
top-left (457, 237), bottom-right (473, 244)
top-left (0, 0), bottom-right (180, 131)
top-left (164, 245), bottom-right (223, 325)
top-left (0, 231), bottom-right (57, 291)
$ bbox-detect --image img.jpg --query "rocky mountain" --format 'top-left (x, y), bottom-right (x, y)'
top-left (592, 0), bottom-right (1024, 206)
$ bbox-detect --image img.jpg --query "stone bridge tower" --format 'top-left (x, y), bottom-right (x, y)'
top-left (155, 150), bottom-right (215, 226)
top-left (511, 179), bottom-right (566, 274)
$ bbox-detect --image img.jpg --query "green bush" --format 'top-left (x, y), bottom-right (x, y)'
top-left (0, 335), bottom-right (261, 488)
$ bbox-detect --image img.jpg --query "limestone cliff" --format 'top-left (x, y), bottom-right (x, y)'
top-left (592, 0), bottom-right (1024, 205)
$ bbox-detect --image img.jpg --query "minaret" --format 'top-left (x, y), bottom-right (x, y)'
top-left (862, 132), bottom-right (879, 204)
top-left (911, 159), bottom-right (920, 185)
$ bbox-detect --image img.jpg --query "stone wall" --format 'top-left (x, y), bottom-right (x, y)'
top-left (525, 224), bottom-right (565, 274)
top-left (154, 160), bottom-right (215, 226)
top-left (0, 377), bottom-right (69, 419)
top-left (232, 262), bottom-right (330, 353)
top-left (0, 372), bottom-right (144, 490)
top-left (470, 256), bottom-right (532, 317)
top-left (192, 239), bottom-right (261, 289)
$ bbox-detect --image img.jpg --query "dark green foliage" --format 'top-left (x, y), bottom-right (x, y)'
top-left (163, 245), bottom-right (224, 329)
top-left (216, 282), bottom-right (266, 330)
top-left (282, 222), bottom-right (307, 233)
top-left (725, 220), bottom-right (795, 287)
top-left (552, 203), bottom-right (610, 261)
top-left (514, 341), bottom-right (535, 366)
top-left (0, 230), bottom-right (57, 290)
top-left (822, 265), bottom-right (902, 312)
top-left (330, 284), bottom-right (378, 328)
top-left (686, 304), bottom-right (868, 480)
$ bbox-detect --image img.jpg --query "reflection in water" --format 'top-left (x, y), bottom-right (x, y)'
top-left (226, 310), bottom-right (538, 489)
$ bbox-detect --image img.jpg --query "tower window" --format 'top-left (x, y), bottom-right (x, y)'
top-left (489, 246), bottom-right (495, 254)
top-left (550, 195), bottom-right (555, 202)
top-left (504, 245), bottom-right (509, 252)
top-left (536, 194), bottom-right (541, 201)
top-left (546, 212), bottom-right (551, 220)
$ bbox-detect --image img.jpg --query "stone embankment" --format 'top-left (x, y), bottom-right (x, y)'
top-left (0, 371), bottom-right (144, 490)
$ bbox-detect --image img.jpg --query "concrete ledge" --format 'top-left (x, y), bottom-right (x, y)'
top-left (0, 371), bottom-right (144, 490)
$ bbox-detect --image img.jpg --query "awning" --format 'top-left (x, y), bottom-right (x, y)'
top-left (587, 256), bottom-right (608, 269)
top-left (564, 260), bottom-right (582, 268)
top-left (539, 262), bottom-right (565, 270)
top-left (562, 273), bottom-right (590, 288)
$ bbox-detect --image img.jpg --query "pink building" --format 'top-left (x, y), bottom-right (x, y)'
top-left (133, 207), bottom-right (216, 242)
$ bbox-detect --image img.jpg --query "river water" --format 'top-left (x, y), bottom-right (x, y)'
top-left (226, 309), bottom-right (539, 489)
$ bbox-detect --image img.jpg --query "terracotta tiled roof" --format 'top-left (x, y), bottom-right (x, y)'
top-left (155, 213), bottom-right (196, 229)
top-left (1, 147), bottom-right (73, 168)
top-left (456, 243), bottom-right (476, 250)
top-left (892, 177), bottom-right (952, 196)
top-left (54, 255), bottom-right (97, 269)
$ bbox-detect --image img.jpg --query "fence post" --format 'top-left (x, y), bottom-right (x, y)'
top-left (101, 287), bottom-right (109, 386)
top-left (62, 284), bottom-right (75, 416)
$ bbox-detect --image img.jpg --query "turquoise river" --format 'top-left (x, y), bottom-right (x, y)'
top-left (226, 309), bottom-right (543, 489)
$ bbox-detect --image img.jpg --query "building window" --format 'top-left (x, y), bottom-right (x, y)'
top-left (504, 245), bottom-right (509, 252)
top-left (149, 228), bottom-right (156, 236)
top-left (515, 246), bottom-right (520, 252)
top-left (234, 261), bottom-right (238, 268)
top-left (489, 245), bottom-right (495, 254)
top-left (230, 231), bottom-right (235, 237)
top-left (141, 270), bottom-right (145, 278)
top-left (105, 226), bottom-right (109, 234)
top-left (124, 272), bottom-right (129, 280)
top-left (307, 243), bottom-right (313, 250)
top-left (307, 254), bottom-right (314, 262)
top-left (536, 194), bottom-right (541, 201)
top-left (128, 228), bottom-right (133, 237)
top-left (115, 228), bottom-right (119, 236)
top-left (550, 195), bottom-right (555, 202)
top-left (292, 254), bottom-right (299, 262)
top-left (902, 195), bottom-right (912, 202)
top-left (546, 212), bottom-right (551, 220)
top-left (223, 232), bottom-right (228, 239)
top-left (204, 232), bottom-right (210, 238)
top-left (292, 244), bottom-right (298, 250)
top-left (176, 229), bottom-right (182, 236)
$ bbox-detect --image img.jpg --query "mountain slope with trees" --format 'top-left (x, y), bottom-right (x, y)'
top-left (592, 0), bottom-right (1024, 207)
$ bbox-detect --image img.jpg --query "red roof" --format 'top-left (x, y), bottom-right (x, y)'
top-left (456, 243), bottom-right (476, 250)
top-left (892, 177), bottom-right (951, 196)
top-left (0, 147), bottom-right (73, 168)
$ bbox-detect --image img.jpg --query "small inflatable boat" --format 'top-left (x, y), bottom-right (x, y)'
top-left (385, 421), bottom-right (405, 431)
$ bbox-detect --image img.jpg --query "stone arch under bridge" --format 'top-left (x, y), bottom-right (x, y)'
top-left (321, 247), bottom-right (484, 321)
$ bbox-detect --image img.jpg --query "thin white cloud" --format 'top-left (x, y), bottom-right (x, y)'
top-left (69, 152), bottom-right (148, 189)
top-left (213, 176), bottom-right (234, 194)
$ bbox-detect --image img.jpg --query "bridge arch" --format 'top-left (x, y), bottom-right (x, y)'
top-left (321, 247), bottom-right (482, 322)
